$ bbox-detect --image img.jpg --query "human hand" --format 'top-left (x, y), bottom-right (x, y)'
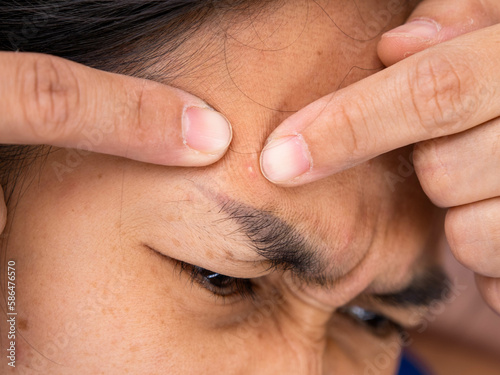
top-left (380, 0), bottom-right (500, 317)
top-left (0, 51), bottom-right (232, 232)
top-left (259, 0), bottom-right (500, 313)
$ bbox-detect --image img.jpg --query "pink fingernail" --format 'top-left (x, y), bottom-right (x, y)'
top-left (260, 135), bottom-right (311, 183)
top-left (183, 107), bottom-right (232, 154)
top-left (383, 18), bottom-right (441, 40)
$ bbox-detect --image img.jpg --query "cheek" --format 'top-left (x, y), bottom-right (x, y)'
top-left (2, 195), bottom-right (136, 370)
top-left (0, 154), bottom-right (179, 372)
top-left (4, 199), bottom-right (199, 373)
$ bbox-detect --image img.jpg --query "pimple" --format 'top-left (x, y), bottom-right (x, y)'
top-left (245, 164), bottom-right (259, 179)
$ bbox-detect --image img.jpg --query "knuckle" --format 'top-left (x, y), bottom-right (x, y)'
top-left (445, 208), bottom-right (478, 269)
top-left (123, 85), bottom-right (157, 148)
top-left (446, 206), bottom-right (500, 276)
top-left (19, 54), bottom-right (81, 141)
top-left (130, 85), bottom-right (147, 131)
top-left (413, 140), bottom-right (456, 207)
top-left (333, 101), bottom-right (371, 160)
top-left (486, 287), bottom-right (500, 314)
top-left (407, 53), bottom-right (475, 136)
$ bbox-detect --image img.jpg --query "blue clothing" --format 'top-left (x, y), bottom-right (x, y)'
top-left (397, 352), bottom-right (429, 375)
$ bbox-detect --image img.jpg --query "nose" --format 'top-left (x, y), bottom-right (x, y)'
top-left (277, 272), bottom-right (378, 375)
top-left (274, 278), bottom-right (344, 375)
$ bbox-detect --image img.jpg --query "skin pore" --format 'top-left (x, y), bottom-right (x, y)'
top-left (0, 0), bottom-right (447, 374)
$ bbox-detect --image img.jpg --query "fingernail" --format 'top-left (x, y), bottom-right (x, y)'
top-left (183, 107), bottom-right (232, 154)
top-left (260, 135), bottom-right (311, 183)
top-left (382, 18), bottom-right (441, 40)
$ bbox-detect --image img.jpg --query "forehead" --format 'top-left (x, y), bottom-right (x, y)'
top-left (133, 0), bottom-right (424, 274)
top-left (165, 0), bottom-right (413, 123)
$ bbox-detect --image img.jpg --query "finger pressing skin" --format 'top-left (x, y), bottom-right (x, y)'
top-left (413, 117), bottom-right (500, 207)
top-left (378, 0), bottom-right (500, 66)
top-left (260, 25), bottom-right (500, 185)
top-left (475, 274), bottom-right (500, 315)
top-left (0, 52), bottom-right (232, 166)
top-left (446, 198), bottom-right (500, 278)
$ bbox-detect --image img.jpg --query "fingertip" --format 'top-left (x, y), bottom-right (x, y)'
top-left (116, 83), bottom-right (233, 168)
top-left (260, 135), bottom-right (312, 185)
top-left (377, 36), bottom-right (415, 66)
top-left (377, 0), bottom-right (499, 67)
top-left (383, 18), bottom-right (442, 40)
top-left (182, 106), bottom-right (232, 155)
top-left (377, 34), bottom-right (433, 66)
top-left (378, 18), bottom-right (442, 66)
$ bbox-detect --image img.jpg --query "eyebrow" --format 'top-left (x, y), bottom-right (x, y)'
top-left (374, 267), bottom-right (451, 307)
top-left (217, 199), bottom-right (450, 309)
top-left (218, 199), bottom-right (335, 285)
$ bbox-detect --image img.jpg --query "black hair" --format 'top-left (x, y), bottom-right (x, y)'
top-left (0, 0), bottom-right (273, 203)
top-left (0, 1), bottom-right (264, 74)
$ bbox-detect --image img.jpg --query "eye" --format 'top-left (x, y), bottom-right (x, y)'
top-left (339, 305), bottom-right (403, 337)
top-left (179, 261), bottom-right (255, 299)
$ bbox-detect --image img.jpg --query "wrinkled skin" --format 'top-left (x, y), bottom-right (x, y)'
top-left (1, 1), bottom-right (443, 374)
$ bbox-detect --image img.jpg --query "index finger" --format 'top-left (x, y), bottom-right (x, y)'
top-left (260, 25), bottom-right (500, 185)
top-left (0, 52), bottom-right (232, 166)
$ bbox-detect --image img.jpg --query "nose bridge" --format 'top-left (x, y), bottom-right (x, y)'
top-left (276, 270), bottom-right (376, 374)
top-left (278, 330), bottom-right (326, 375)
top-left (274, 282), bottom-right (335, 375)
top-left (274, 301), bottom-right (334, 375)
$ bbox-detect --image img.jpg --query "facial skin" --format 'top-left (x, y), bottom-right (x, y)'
top-left (1, 0), bottom-right (445, 374)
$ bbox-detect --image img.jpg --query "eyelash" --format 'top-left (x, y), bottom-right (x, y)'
top-left (339, 305), bottom-right (404, 337)
top-left (176, 260), bottom-right (402, 336)
top-left (178, 261), bottom-right (256, 300)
